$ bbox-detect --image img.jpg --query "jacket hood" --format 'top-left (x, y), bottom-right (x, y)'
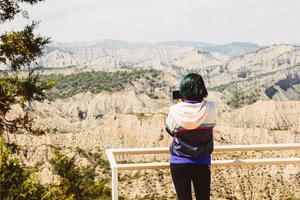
top-left (169, 101), bottom-right (213, 130)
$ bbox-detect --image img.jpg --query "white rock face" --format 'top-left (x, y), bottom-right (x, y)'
top-left (37, 43), bottom-right (300, 76)
top-left (217, 100), bottom-right (300, 145)
top-left (30, 90), bottom-right (170, 132)
top-left (173, 49), bottom-right (222, 69)
top-left (203, 44), bottom-right (300, 90)
top-left (226, 44), bottom-right (300, 73)
top-left (39, 44), bottom-right (224, 70)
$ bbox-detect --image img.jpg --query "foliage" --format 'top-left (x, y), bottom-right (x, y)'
top-left (0, 1), bottom-right (52, 136)
top-left (0, 21), bottom-right (50, 70)
top-left (0, 2), bottom-right (125, 200)
top-left (0, 138), bottom-right (116, 200)
top-left (0, 140), bottom-right (115, 200)
top-left (0, 71), bottom-right (54, 134)
top-left (0, 1), bottom-right (53, 199)
top-left (286, 198), bottom-right (300, 200)
top-left (226, 90), bottom-right (261, 109)
top-left (43, 69), bottom-right (161, 100)
top-left (0, 139), bottom-right (48, 200)
top-left (48, 150), bottom-right (112, 200)
top-left (0, 0), bottom-right (44, 22)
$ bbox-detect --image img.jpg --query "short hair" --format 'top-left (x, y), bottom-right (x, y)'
top-left (180, 73), bottom-right (208, 102)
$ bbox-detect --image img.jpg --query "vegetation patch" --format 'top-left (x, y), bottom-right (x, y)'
top-left (226, 90), bottom-right (261, 109)
top-left (42, 69), bottom-right (162, 100)
top-left (48, 149), bottom-right (112, 200)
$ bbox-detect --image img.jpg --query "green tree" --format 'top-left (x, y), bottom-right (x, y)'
top-left (0, 3), bottom-right (114, 200)
top-left (0, 1), bottom-right (53, 199)
top-left (0, 2), bottom-right (53, 135)
top-left (0, 0), bottom-right (53, 153)
top-left (0, 140), bottom-right (48, 199)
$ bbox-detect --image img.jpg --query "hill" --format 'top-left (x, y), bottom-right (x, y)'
top-left (160, 41), bottom-right (261, 57)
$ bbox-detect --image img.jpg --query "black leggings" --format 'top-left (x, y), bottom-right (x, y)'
top-left (170, 163), bottom-right (211, 200)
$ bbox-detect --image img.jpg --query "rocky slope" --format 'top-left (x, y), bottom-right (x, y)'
top-left (226, 44), bottom-right (300, 74)
top-left (265, 73), bottom-right (300, 100)
top-left (206, 44), bottom-right (300, 85)
top-left (202, 45), bottom-right (300, 103)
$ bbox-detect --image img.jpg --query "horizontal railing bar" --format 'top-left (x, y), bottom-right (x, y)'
top-left (214, 143), bottom-right (300, 152)
top-left (213, 157), bottom-right (300, 166)
top-left (111, 147), bottom-right (169, 155)
top-left (118, 162), bottom-right (169, 170)
top-left (109, 143), bottom-right (300, 155)
top-left (117, 157), bottom-right (300, 170)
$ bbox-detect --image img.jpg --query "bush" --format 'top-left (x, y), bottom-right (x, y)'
top-left (0, 140), bottom-right (117, 200)
top-left (226, 90), bottom-right (260, 109)
top-left (48, 150), bottom-right (112, 200)
top-left (0, 140), bottom-right (48, 200)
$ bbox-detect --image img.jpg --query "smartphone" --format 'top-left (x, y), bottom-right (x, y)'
top-left (172, 90), bottom-right (182, 100)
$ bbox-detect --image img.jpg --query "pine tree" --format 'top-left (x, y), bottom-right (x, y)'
top-left (0, 1), bottom-right (53, 199)
top-left (0, 0), bottom-right (53, 136)
top-left (0, 3), bottom-right (114, 199)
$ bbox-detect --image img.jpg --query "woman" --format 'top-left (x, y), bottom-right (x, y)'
top-left (166, 73), bottom-right (216, 200)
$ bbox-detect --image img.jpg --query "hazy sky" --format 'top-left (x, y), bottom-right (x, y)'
top-left (0, 0), bottom-right (299, 45)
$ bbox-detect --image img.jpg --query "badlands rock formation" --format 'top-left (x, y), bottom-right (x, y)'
top-left (35, 40), bottom-right (261, 71)
top-left (226, 44), bottom-right (300, 74)
top-left (2, 41), bottom-right (300, 199)
top-left (4, 41), bottom-right (300, 100)
top-left (40, 43), bottom-right (223, 70)
top-left (265, 73), bottom-right (300, 100)
top-left (159, 41), bottom-right (261, 57)
top-left (6, 90), bottom-right (300, 199)
top-left (206, 45), bottom-right (300, 88)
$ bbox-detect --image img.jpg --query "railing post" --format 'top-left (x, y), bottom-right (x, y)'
top-left (112, 167), bottom-right (118, 200)
top-left (106, 149), bottom-right (119, 200)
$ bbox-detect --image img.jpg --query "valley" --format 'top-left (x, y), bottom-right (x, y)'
top-left (1, 40), bottom-right (300, 199)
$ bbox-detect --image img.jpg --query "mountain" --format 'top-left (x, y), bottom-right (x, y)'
top-left (0, 40), bottom-right (262, 71)
top-left (205, 42), bottom-right (262, 57)
top-left (36, 40), bottom-right (263, 70)
top-left (51, 39), bottom-right (149, 50)
top-left (159, 41), bottom-right (262, 57)
top-left (205, 44), bottom-right (300, 89)
top-left (34, 42), bottom-right (300, 102)
top-left (158, 41), bottom-right (216, 49)
top-left (226, 44), bottom-right (300, 73)
top-left (3, 41), bottom-right (300, 102)
top-left (4, 41), bottom-right (300, 199)
top-left (39, 42), bottom-right (224, 70)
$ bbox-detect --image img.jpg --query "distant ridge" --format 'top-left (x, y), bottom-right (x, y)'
top-left (50, 39), bottom-right (262, 57)
top-left (159, 41), bottom-right (262, 57)
top-left (158, 41), bottom-right (216, 49)
top-left (52, 39), bottom-right (151, 49)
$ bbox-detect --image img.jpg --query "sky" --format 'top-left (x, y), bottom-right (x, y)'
top-left (0, 0), bottom-right (299, 45)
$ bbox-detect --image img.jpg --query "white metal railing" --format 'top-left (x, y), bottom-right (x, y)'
top-left (106, 143), bottom-right (300, 200)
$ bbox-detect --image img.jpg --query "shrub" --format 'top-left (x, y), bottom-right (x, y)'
top-left (48, 150), bottom-right (112, 200)
top-left (0, 140), bottom-right (48, 200)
